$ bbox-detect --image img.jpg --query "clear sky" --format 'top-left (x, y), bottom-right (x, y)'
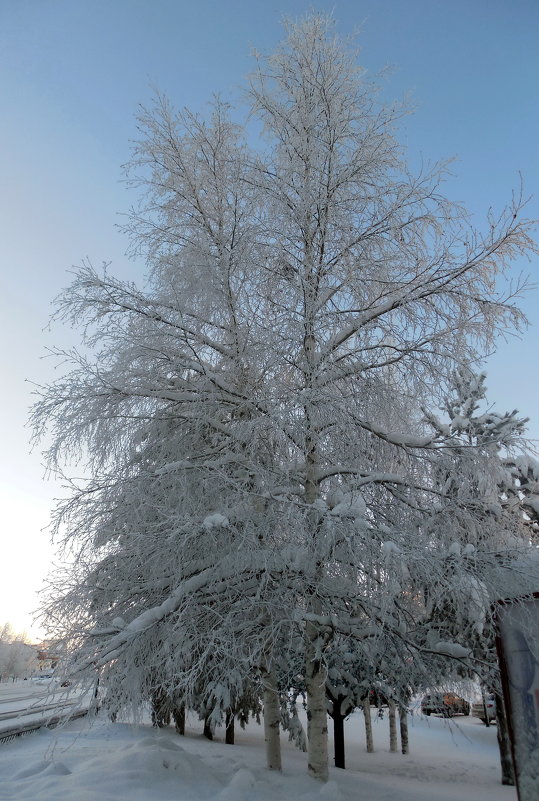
top-left (1, 0), bottom-right (537, 640)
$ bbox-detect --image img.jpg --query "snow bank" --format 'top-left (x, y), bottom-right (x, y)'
top-left (0, 705), bottom-right (517, 801)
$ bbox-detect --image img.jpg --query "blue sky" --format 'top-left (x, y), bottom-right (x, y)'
top-left (1, 0), bottom-right (537, 638)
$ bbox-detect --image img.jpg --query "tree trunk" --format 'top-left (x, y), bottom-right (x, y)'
top-left (225, 709), bottom-right (235, 745)
top-left (388, 699), bottom-right (397, 753)
top-left (302, 342), bottom-right (329, 783)
top-left (305, 618), bottom-right (329, 781)
top-left (261, 663), bottom-right (282, 771)
top-left (203, 714), bottom-right (213, 741)
top-left (331, 701), bottom-right (345, 768)
top-left (93, 675), bottom-right (100, 715)
top-left (151, 687), bottom-right (171, 728)
top-left (495, 692), bottom-right (515, 785)
top-left (363, 695), bottom-right (374, 752)
top-left (399, 704), bottom-right (409, 755)
top-left (481, 687), bottom-right (491, 728)
top-left (173, 703), bottom-right (185, 735)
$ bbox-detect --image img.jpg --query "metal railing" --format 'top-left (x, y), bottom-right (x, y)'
top-left (0, 706), bottom-right (89, 744)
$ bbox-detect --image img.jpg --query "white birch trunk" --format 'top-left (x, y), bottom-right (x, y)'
top-left (363, 695), bottom-right (374, 753)
top-left (303, 371), bottom-right (329, 782)
top-left (388, 699), bottom-right (397, 753)
top-left (305, 618), bottom-right (329, 781)
top-left (261, 664), bottom-right (282, 771)
top-left (399, 704), bottom-right (409, 755)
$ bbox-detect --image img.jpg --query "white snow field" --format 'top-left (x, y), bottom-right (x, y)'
top-left (0, 679), bottom-right (87, 731)
top-left (0, 698), bottom-right (517, 801)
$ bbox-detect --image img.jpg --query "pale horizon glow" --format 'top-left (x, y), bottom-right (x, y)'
top-left (1, 0), bottom-right (537, 638)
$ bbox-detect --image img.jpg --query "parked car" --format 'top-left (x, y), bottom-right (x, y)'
top-left (472, 694), bottom-right (496, 724)
top-left (421, 692), bottom-right (470, 717)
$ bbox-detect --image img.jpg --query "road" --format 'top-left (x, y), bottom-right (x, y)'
top-left (0, 679), bottom-right (87, 741)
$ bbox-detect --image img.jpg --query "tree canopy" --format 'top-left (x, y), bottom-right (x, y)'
top-left (31, 14), bottom-right (538, 782)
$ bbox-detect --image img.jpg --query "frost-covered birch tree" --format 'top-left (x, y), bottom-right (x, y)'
top-left (32, 14), bottom-right (537, 783)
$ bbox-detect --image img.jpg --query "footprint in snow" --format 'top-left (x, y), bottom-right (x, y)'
top-left (217, 767), bottom-right (256, 800)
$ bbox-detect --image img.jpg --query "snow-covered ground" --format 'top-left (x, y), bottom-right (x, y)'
top-left (0, 692), bottom-right (518, 801)
top-left (0, 678), bottom-right (71, 712)
top-left (0, 679), bottom-right (88, 737)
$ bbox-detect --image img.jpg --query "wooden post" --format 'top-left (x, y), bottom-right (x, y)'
top-left (495, 692), bottom-right (515, 786)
